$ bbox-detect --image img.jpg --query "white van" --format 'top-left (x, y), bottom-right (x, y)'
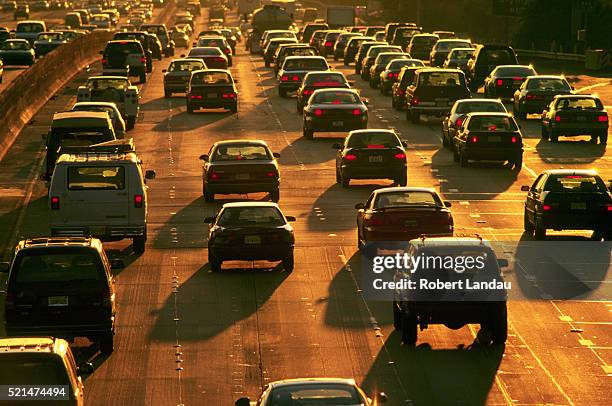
top-left (48, 139), bottom-right (155, 254)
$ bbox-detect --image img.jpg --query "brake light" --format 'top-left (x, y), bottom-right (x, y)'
top-left (140, 56), bottom-right (146, 62)
top-left (222, 93), bottom-right (236, 98)
top-left (314, 108), bottom-right (324, 116)
top-left (411, 97), bottom-right (419, 106)
top-left (526, 94), bottom-right (537, 100)
top-left (511, 136), bottom-right (518, 143)
top-left (266, 171), bottom-right (277, 177)
top-left (365, 214), bottom-right (385, 226)
top-left (393, 73), bottom-right (399, 78)
top-left (292, 75), bottom-right (299, 81)
top-left (51, 196), bottom-right (60, 210)
top-left (455, 117), bottom-right (463, 127)
top-left (555, 115), bottom-right (561, 122)
top-left (325, 41), bottom-right (332, 47)
top-left (471, 136), bottom-right (478, 143)
top-left (344, 153), bottom-right (357, 161)
top-left (352, 109), bottom-right (363, 116)
top-left (513, 76), bottom-right (523, 81)
top-left (394, 152), bottom-right (406, 159)
top-left (398, 90), bottom-right (405, 96)
top-left (597, 114), bottom-right (608, 123)
top-left (367, 144), bottom-right (384, 148)
top-left (209, 171), bottom-right (220, 180)
top-left (134, 194), bottom-right (143, 208)
top-left (303, 89), bottom-right (313, 95)
top-left (101, 58), bottom-right (107, 64)
top-left (190, 95), bottom-right (202, 99)
top-left (281, 75), bottom-right (289, 81)
top-left (223, 48), bottom-right (231, 54)
top-left (496, 79), bottom-right (503, 86)
top-left (542, 204), bottom-right (551, 211)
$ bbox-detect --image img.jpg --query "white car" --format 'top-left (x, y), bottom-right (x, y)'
top-left (77, 76), bottom-right (139, 129)
top-left (71, 101), bottom-right (127, 138)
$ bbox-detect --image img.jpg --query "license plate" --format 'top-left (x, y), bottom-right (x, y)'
top-left (488, 136), bottom-right (501, 142)
top-left (89, 226), bottom-right (106, 235)
top-left (48, 296), bottom-right (68, 307)
top-left (207, 93), bottom-right (217, 99)
top-left (404, 219), bottom-right (417, 227)
top-left (235, 173), bottom-right (250, 180)
top-left (332, 121), bottom-right (344, 127)
top-left (571, 202), bottom-right (586, 210)
top-left (576, 116), bottom-right (586, 121)
top-left (369, 155), bottom-right (383, 163)
top-left (244, 235), bottom-right (261, 244)
top-left (436, 99), bottom-right (448, 107)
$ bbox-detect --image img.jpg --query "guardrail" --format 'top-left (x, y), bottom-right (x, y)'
top-left (516, 49), bottom-right (586, 63)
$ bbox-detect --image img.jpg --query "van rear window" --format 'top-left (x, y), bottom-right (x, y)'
top-left (68, 166), bottom-right (125, 190)
top-left (14, 252), bottom-right (102, 283)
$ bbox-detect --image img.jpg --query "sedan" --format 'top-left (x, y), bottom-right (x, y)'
top-left (379, 58), bottom-right (424, 95)
top-left (194, 36), bottom-right (232, 65)
top-left (368, 52), bottom-right (409, 88)
top-left (513, 75), bottom-right (573, 119)
top-left (186, 69), bottom-right (238, 113)
top-left (483, 64), bottom-right (537, 99)
top-left (199, 140), bottom-right (280, 202)
top-left (442, 98), bottom-right (508, 149)
top-left (163, 58), bottom-right (206, 97)
top-left (33, 32), bottom-right (67, 57)
top-left (296, 71), bottom-right (350, 113)
top-left (302, 88), bottom-right (368, 139)
top-left (355, 187), bottom-right (453, 250)
top-left (277, 56), bottom-right (330, 98)
top-left (187, 46), bottom-right (228, 69)
top-left (522, 169), bottom-right (612, 240)
top-left (0, 39), bottom-right (35, 65)
top-left (171, 30), bottom-right (189, 48)
top-left (541, 94), bottom-right (608, 144)
top-left (263, 37), bottom-right (297, 67)
top-left (334, 129), bottom-right (408, 187)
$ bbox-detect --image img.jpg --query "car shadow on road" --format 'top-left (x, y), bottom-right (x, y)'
top-left (152, 196), bottom-right (209, 249)
top-left (533, 138), bottom-right (606, 163)
top-left (152, 110), bottom-right (235, 132)
top-left (0, 195), bottom-right (49, 260)
top-left (307, 184), bottom-right (377, 233)
top-left (278, 134), bottom-right (344, 165)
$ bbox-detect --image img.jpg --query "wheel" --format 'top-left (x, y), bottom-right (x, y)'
top-left (410, 111), bottom-right (419, 124)
top-left (541, 125), bottom-right (548, 139)
top-left (282, 251), bottom-right (294, 272)
top-left (99, 331), bottom-right (114, 354)
top-left (264, 60), bottom-right (270, 67)
top-left (296, 102), bottom-right (302, 113)
top-left (534, 218), bottom-right (546, 240)
top-left (341, 173), bottom-right (350, 188)
top-left (489, 302), bottom-right (508, 344)
top-left (139, 73), bottom-right (146, 83)
top-left (401, 311), bottom-right (417, 345)
top-left (382, 85), bottom-right (389, 95)
top-left (230, 103), bottom-right (238, 113)
top-left (164, 90), bottom-right (171, 98)
top-left (549, 128), bottom-right (558, 142)
top-left (513, 155), bottom-right (523, 170)
top-left (204, 185), bottom-right (214, 202)
top-left (303, 125), bottom-right (313, 139)
top-left (391, 97), bottom-right (396, 109)
top-left (269, 189), bottom-right (280, 202)
top-left (514, 105), bottom-right (526, 120)
top-left (279, 88), bottom-right (287, 98)
top-left (524, 210), bottom-right (534, 233)
top-left (334, 55), bottom-right (338, 61)
top-left (133, 234), bottom-right (146, 254)
top-left (396, 174), bottom-right (407, 186)
top-left (459, 150), bottom-right (468, 167)
top-left (187, 103), bottom-right (194, 114)
top-left (126, 117), bottom-right (136, 130)
top-left (392, 301), bottom-right (401, 330)
top-left (599, 130), bottom-right (608, 145)
top-left (453, 147), bottom-right (460, 162)
top-left (209, 256), bottom-right (222, 272)
top-left (335, 167), bottom-right (341, 183)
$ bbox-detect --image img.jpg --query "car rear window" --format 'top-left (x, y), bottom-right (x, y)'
top-left (526, 78), bottom-right (570, 91)
top-left (197, 38), bottom-right (227, 47)
top-left (269, 384), bottom-right (361, 403)
top-left (397, 28), bottom-right (420, 38)
top-left (312, 91), bottom-right (359, 104)
top-left (14, 252), bottom-right (102, 283)
top-left (189, 47), bottom-right (222, 56)
top-left (1, 41), bottom-right (30, 50)
top-left (544, 175), bottom-right (606, 192)
top-left (481, 48), bottom-right (516, 63)
top-left (0, 354), bottom-right (70, 385)
top-left (494, 66), bottom-right (536, 77)
top-left (56, 131), bottom-right (114, 147)
top-left (305, 73), bottom-right (346, 85)
top-left (287, 48), bottom-right (316, 57)
top-left (37, 33), bottom-right (63, 41)
top-left (87, 79), bottom-right (128, 91)
top-left (456, 101), bottom-right (506, 114)
top-left (106, 41), bottom-right (142, 54)
top-left (389, 59), bottom-right (423, 69)
top-left (217, 207), bottom-right (285, 227)
top-left (419, 71), bottom-right (463, 87)
top-left (556, 98), bottom-right (601, 109)
top-left (68, 166), bottom-right (125, 190)
top-left (283, 58), bottom-right (328, 70)
top-left (436, 40), bottom-right (471, 51)
top-left (375, 191), bottom-right (440, 208)
top-left (212, 145), bottom-right (270, 161)
top-left (17, 23), bottom-right (44, 33)
top-left (467, 115), bottom-right (518, 131)
top-left (449, 49), bottom-right (474, 59)
top-left (169, 61), bottom-right (203, 72)
top-left (191, 71), bottom-right (232, 84)
top-left (347, 132), bottom-right (400, 148)
top-left (412, 36), bottom-right (438, 46)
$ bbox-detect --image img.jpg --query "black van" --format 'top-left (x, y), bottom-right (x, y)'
top-left (466, 44), bottom-right (518, 91)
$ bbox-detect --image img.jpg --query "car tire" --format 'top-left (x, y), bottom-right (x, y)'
top-left (541, 125), bottom-right (548, 139)
top-left (599, 130), bottom-right (608, 145)
top-left (303, 125), bottom-right (313, 139)
top-left (269, 189), bottom-right (280, 202)
top-left (391, 97), bottom-right (396, 109)
top-left (534, 218), bottom-right (546, 240)
top-left (283, 251), bottom-right (294, 272)
top-left (187, 103), bottom-right (194, 114)
top-left (396, 174), bottom-right (408, 187)
top-left (133, 234), bottom-right (146, 254)
top-left (393, 301), bottom-right (401, 330)
top-left (410, 111), bottom-right (419, 124)
top-left (341, 173), bottom-right (350, 188)
top-left (139, 73), bottom-right (146, 83)
top-left (459, 150), bottom-right (468, 167)
top-left (524, 211), bottom-right (534, 233)
top-left (264, 60), bottom-right (270, 68)
top-left (513, 155), bottom-right (522, 170)
top-left (489, 302), bottom-right (508, 344)
top-left (335, 167), bottom-right (341, 183)
top-left (204, 188), bottom-right (214, 202)
top-left (126, 117), bottom-right (136, 130)
top-left (99, 331), bottom-right (114, 354)
top-left (279, 88), bottom-right (287, 98)
top-left (549, 128), bottom-right (558, 142)
top-left (401, 311), bottom-right (417, 345)
top-left (209, 257), bottom-right (222, 272)
top-left (515, 106), bottom-right (526, 120)
top-left (296, 102), bottom-right (302, 113)
top-left (369, 78), bottom-right (375, 88)
top-left (164, 90), bottom-right (171, 98)
top-left (230, 103), bottom-right (238, 114)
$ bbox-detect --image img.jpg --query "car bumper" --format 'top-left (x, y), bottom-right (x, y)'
top-left (551, 123), bottom-right (608, 135)
top-left (411, 106), bottom-right (453, 116)
top-left (165, 81), bottom-right (189, 92)
top-left (521, 100), bottom-right (551, 113)
top-left (5, 322), bottom-right (114, 338)
top-left (342, 163), bottom-right (406, 179)
top-left (462, 147), bottom-right (522, 161)
top-left (209, 244), bottom-right (293, 261)
top-left (205, 180), bottom-right (279, 194)
top-left (541, 213), bottom-right (611, 230)
top-left (188, 98), bottom-right (236, 108)
top-left (50, 225), bottom-right (146, 239)
top-left (306, 117), bottom-right (367, 132)
top-left (364, 228), bottom-right (453, 242)
top-left (278, 82), bottom-right (302, 91)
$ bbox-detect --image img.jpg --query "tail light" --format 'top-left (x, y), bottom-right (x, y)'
top-left (266, 171), bottom-right (277, 177)
top-left (398, 90), bottom-right (405, 96)
top-left (394, 152), bottom-right (406, 159)
top-left (526, 94), bottom-right (537, 100)
top-left (542, 204), bottom-right (552, 211)
top-left (344, 153), bottom-right (357, 161)
top-left (597, 114), bottom-right (608, 123)
top-left (496, 79), bottom-right (503, 86)
top-left (411, 97), bottom-right (419, 106)
top-left (388, 72), bottom-right (394, 78)
top-left (140, 56), bottom-right (146, 62)
top-left (325, 41), bottom-right (332, 47)
top-left (292, 75), bottom-right (299, 81)
top-left (51, 196), bottom-right (60, 210)
top-left (393, 73), bottom-right (399, 78)
top-left (215, 57), bottom-right (225, 62)
top-left (513, 77), bottom-right (523, 80)
top-left (134, 194), bottom-right (143, 208)
top-left (222, 93), bottom-right (236, 98)
top-left (223, 48), bottom-right (231, 54)
top-left (209, 171), bottom-right (220, 180)
top-left (470, 136), bottom-right (479, 143)
top-left (555, 115), bottom-right (561, 122)
top-left (303, 89), bottom-right (313, 95)
top-left (314, 108), bottom-right (324, 117)
top-left (190, 95), bottom-right (202, 99)
top-left (365, 214), bottom-right (385, 226)
top-left (604, 204), bottom-right (612, 212)
top-left (281, 75), bottom-right (289, 81)
top-left (455, 117), bottom-right (463, 127)
top-left (352, 109), bottom-right (363, 115)
top-left (367, 144), bottom-right (384, 148)
top-left (511, 136), bottom-right (518, 143)
top-left (101, 58), bottom-right (107, 64)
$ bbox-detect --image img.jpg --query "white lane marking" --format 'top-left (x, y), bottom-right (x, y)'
top-left (575, 81), bottom-right (611, 93)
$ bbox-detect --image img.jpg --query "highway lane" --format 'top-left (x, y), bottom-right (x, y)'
top-left (0, 8), bottom-right (610, 406)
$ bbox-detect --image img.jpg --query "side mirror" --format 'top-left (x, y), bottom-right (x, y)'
top-left (355, 203), bottom-right (365, 210)
top-left (401, 141), bottom-right (408, 147)
top-left (0, 262), bottom-right (10, 273)
top-left (162, 69), bottom-right (167, 73)
top-left (110, 258), bottom-right (124, 269)
top-left (204, 216), bottom-right (215, 223)
top-left (520, 185), bottom-right (530, 192)
top-left (77, 362), bottom-right (94, 375)
top-left (145, 170), bottom-right (156, 180)
top-left (199, 154), bottom-right (209, 161)
top-left (272, 152), bottom-right (280, 158)
top-left (497, 258), bottom-right (509, 268)
top-left (443, 201), bottom-right (452, 207)
top-left (285, 215), bottom-right (296, 222)
top-left (235, 398), bottom-right (251, 406)
top-left (332, 143), bottom-right (342, 149)
top-left (362, 98), bottom-right (369, 105)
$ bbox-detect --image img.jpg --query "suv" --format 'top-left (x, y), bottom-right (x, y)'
top-left (405, 68), bottom-right (470, 123)
top-left (101, 40), bottom-right (148, 83)
top-left (113, 31), bottom-right (154, 72)
top-left (48, 140), bottom-right (156, 254)
top-left (392, 236), bottom-right (509, 345)
top-left (77, 76), bottom-right (140, 129)
top-left (140, 23), bottom-right (175, 57)
top-left (15, 20), bottom-right (46, 44)
top-left (466, 44), bottom-right (518, 91)
top-left (1, 237), bottom-right (120, 354)
top-left (0, 337), bottom-right (89, 405)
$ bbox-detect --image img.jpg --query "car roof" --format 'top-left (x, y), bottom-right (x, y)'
top-left (312, 88), bottom-right (359, 95)
top-left (410, 236), bottom-right (494, 248)
top-left (52, 111), bottom-right (110, 122)
top-left (553, 94), bottom-right (597, 99)
top-left (456, 98), bottom-right (503, 104)
top-left (221, 202), bottom-right (280, 209)
top-left (374, 186), bottom-right (437, 195)
top-left (17, 236), bottom-right (100, 250)
top-left (493, 64), bottom-right (533, 69)
top-left (350, 129), bottom-right (396, 136)
top-left (88, 75), bottom-right (129, 80)
top-left (525, 75), bottom-right (566, 80)
top-left (284, 55), bottom-right (326, 61)
top-left (170, 58), bottom-right (204, 63)
top-left (213, 139), bottom-right (269, 147)
top-left (417, 68), bottom-right (464, 74)
top-left (268, 378), bottom-right (357, 388)
top-left (544, 169), bottom-right (600, 176)
top-left (191, 68), bottom-right (232, 75)
top-left (0, 337), bottom-right (69, 356)
top-left (465, 112), bottom-right (513, 117)
top-left (72, 101), bottom-right (119, 109)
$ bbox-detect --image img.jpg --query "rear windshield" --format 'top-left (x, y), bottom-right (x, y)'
top-left (106, 42), bottom-right (142, 54)
top-left (480, 48), bottom-right (516, 63)
top-left (412, 36), bottom-right (438, 45)
top-left (68, 166), bottom-right (125, 190)
top-left (212, 145), bottom-right (270, 161)
top-left (37, 33), bottom-right (63, 41)
top-left (526, 78), bottom-right (570, 91)
top-left (436, 40), bottom-right (471, 51)
top-left (396, 28), bottom-right (420, 38)
top-left (287, 48), bottom-right (317, 57)
top-left (347, 132), bottom-right (400, 148)
top-left (494, 66), bottom-right (536, 77)
top-left (189, 48), bottom-right (222, 56)
top-left (556, 98), bottom-right (601, 109)
top-left (456, 101), bottom-right (506, 114)
top-left (1, 41), bottom-right (30, 50)
top-left (283, 58), bottom-right (327, 70)
top-left (304, 73), bottom-right (346, 86)
top-left (268, 32), bottom-right (295, 40)
top-left (368, 46), bottom-right (400, 57)
top-left (191, 72), bottom-right (232, 84)
top-left (14, 252), bottom-right (102, 283)
top-left (0, 354), bottom-right (70, 385)
top-left (87, 79), bottom-right (128, 91)
top-left (197, 38), bottom-right (227, 47)
top-left (217, 207), bottom-right (285, 227)
top-left (390, 59), bottom-right (423, 69)
top-left (142, 26), bottom-right (165, 36)
top-left (376, 53), bottom-right (407, 65)
top-left (312, 91), bottom-right (359, 104)
top-left (169, 61), bottom-right (203, 72)
top-left (375, 191), bottom-right (440, 208)
top-left (467, 116), bottom-right (518, 131)
top-left (17, 23), bottom-right (44, 33)
top-left (544, 175), bottom-right (606, 192)
top-left (269, 384), bottom-right (361, 403)
top-left (419, 71), bottom-right (463, 87)
top-left (449, 49), bottom-right (474, 59)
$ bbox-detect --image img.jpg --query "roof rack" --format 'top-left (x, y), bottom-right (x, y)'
top-left (58, 138), bottom-right (135, 155)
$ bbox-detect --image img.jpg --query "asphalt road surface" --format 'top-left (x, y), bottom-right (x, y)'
top-left (0, 8), bottom-right (610, 406)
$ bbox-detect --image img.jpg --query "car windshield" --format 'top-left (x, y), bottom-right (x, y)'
top-left (37, 33), bottom-right (63, 41)
top-left (288, 48), bottom-right (316, 57)
top-left (449, 49), bottom-right (474, 59)
top-left (412, 36), bottom-right (438, 46)
top-left (419, 71), bottom-right (463, 87)
top-left (481, 48), bottom-right (516, 63)
top-left (389, 59), bottom-right (423, 69)
top-left (269, 32), bottom-right (294, 40)
top-left (197, 38), bottom-right (227, 47)
top-left (1, 41), bottom-right (29, 50)
top-left (87, 79), bottom-right (128, 91)
top-left (189, 48), bottom-right (222, 56)
top-left (191, 71), bottom-right (232, 84)
top-left (456, 101), bottom-right (506, 114)
top-left (305, 73), bottom-right (346, 86)
top-left (68, 166), bottom-right (125, 190)
top-left (544, 175), bottom-right (606, 192)
top-left (92, 15), bottom-right (109, 21)
top-left (494, 66), bottom-right (536, 77)
top-left (375, 191), bottom-right (440, 208)
top-left (0, 354), bottom-right (70, 385)
top-left (171, 31), bottom-right (186, 39)
top-left (212, 144), bottom-right (270, 161)
top-left (106, 42), bottom-right (142, 54)
top-left (269, 384), bottom-right (362, 405)
top-left (467, 116), bottom-right (518, 131)
top-left (283, 58), bottom-right (328, 70)
top-left (376, 53), bottom-right (406, 65)
top-left (17, 24), bottom-right (44, 33)
top-left (347, 132), bottom-right (400, 148)
top-left (368, 46), bottom-right (400, 57)
top-left (169, 61), bottom-right (203, 72)
top-left (217, 207), bottom-right (285, 227)
top-left (312, 91), bottom-right (359, 104)
top-left (14, 252), bottom-right (102, 283)
top-left (397, 28), bottom-right (420, 38)
top-left (526, 78), bottom-right (570, 91)
top-left (556, 98), bottom-right (601, 109)
top-left (72, 106), bottom-right (115, 118)
top-left (436, 40), bottom-right (471, 51)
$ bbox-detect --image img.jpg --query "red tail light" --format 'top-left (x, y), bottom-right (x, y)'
top-left (51, 196), bottom-right (60, 210)
top-left (393, 73), bottom-right (399, 78)
top-left (597, 114), bottom-right (608, 123)
top-left (394, 152), bottom-right (406, 159)
top-left (266, 171), bottom-right (277, 177)
top-left (470, 136), bottom-right (478, 143)
top-left (352, 109), bottom-right (363, 115)
top-left (134, 194), bottom-right (143, 208)
top-left (555, 115), bottom-right (561, 122)
top-left (101, 58), bottom-right (107, 64)
top-left (292, 75), bottom-right (299, 81)
top-left (455, 118), bottom-right (463, 127)
top-left (411, 97), bottom-right (419, 106)
top-left (398, 90), bottom-right (405, 96)
top-left (365, 214), bottom-right (385, 226)
top-left (215, 57), bottom-right (225, 62)
top-left (140, 56), bottom-right (146, 62)
top-left (496, 79), bottom-right (503, 86)
top-left (526, 94), bottom-right (537, 100)
top-left (367, 144), bottom-right (384, 148)
top-left (388, 72), bottom-right (394, 78)
top-left (325, 41), bottom-right (332, 47)
top-left (314, 108), bottom-right (324, 116)
top-left (542, 204), bottom-right (551, 211)
top-left (222, 93), bottom-right (236, 98)
top-left (344, 153), bottom-right (357, 161)
top-left (190, 95), bottom-right (202, 99)
top-left (209, 171), bottom-right (220, 180)
top-left (224, 48), bottom-right (231, 54)
top-left (281, 75), bottom-right (289, 81)
top-left (513, 76), bottom-right (523, 81)
top-left (511, 136), bottom-right (518, 143)
top-left (303, 89), bottom-right (313, 95)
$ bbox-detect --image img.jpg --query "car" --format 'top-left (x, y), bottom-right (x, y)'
top-left (540, 95), bottom-right (609, 144)
top-left (513, 75), bottom-right (573, 119)
top-left (521, 169), bottom-right (612, 240)
top-left (343, 36), bottom-right (373, 66)
top-left (379, 58), bottom-right (424, 95)
top-left (296, 71), bottom-right (350, 113)
top-left (13, 3), bottom-right (29, 19)
top-left (175, 12), bottom-right (195, 30)
top-left (333, 129), bottom-right (408, 187)
top-left (171, 29), bottom-right (190, 48)
top-left (100, 9), bottom-right (120, 26)
top-left (309, 29), bottom-right (330, 50)
top-left (0, 39), bottom-right (35, 65)
top-left (354, 41), bottom-right (386, 75)
top-left (15, 20), bottom-right (46, 44)
top-left (319, 30), bottom-right (345, 57)
top-left (113, 31), bottom-right (155, 72)
top-left (373, 31), bottom-right (386, 42)
top-left (234, 378), bottom-right (385, 406)
top-left (442, 47), bottom-right (474, 71)
top-left (186, 69), bottom-right (238, 113)
top-left (31, 0), bottom-right (49, 11)
top-left (260, 29), bottom-right (296, 51)
top-left (163, 58), bottom-right (206, 97)
top-left (466, 44), bottom-right (519, 91)
top-left (391, 66), bottom-right (423, 111)
top-left (205, 202), bottom-right (295, 272)
top-left (2, 1), bottom-right (17, 12)
top-left (90, 14), bottom-right (111, 29)
top-left (141, 23), bottom-right (174, 57)
top-left (442, 98), bottom-right (508, 149)
top-left (199, 140), bottom-right (281, 202)
top-left (390, 26), bottom-right (422, 48)
top-left (385, 22), bottom-right (418, 44)
top-left (430, 38), bottom-right (473, 67)
top-left (77, 76), bottom-right (140, 129)
top-left (64, 11), bottom-right (83, 29)
top-left (392, 236), bottom-right (509, 345)
top-left (355, 187), bottom-right (453, 249)
top-left (1, 237), bottom-right (121, 353)
top-left (406, 33), bottom-right (439, 60)
top-left (301, 22), bottom-right (329, 44)
top-left (218, 28), bottom-right (237, 53)
top-left (33, 31), bottom-right (67, 57)
top-left (194, 36), bottom-right (232, 65)
top-left (405, 68), bottom-right (471, 124)
top-left (277, 55), bottom-right (330, 98)
top-left (0, 337), bottom-right (88, 405)
top-left (302, 88), bottom-right (368, 139)
top-left (263, 37), bottom-right (297, 67)
top-left (483, 65), bottom-right (537, 99)
top-left (452, 112), bottom-right (523, 169)
top-left (187, 46), bottom-right (228, 69)
top-left (146, 32), bottom-right (163, 60)
top-left (368, 52), bottom-right (409, 88)
top-left (433, 30), bottom-right (456, 39)
top-left (101, 39), bottom-right (148, 83)
top-left (71, 101), bottom-right (127, 138)
top-left (362, 46), bottom-right (405, 83)
top-left (273, 44), bottom-right (318, 76)
top-left (333, 32), bottom-right (362, 61)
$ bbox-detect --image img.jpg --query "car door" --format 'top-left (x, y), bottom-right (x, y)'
top-left (525, 174), bottom-right (546, 222)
